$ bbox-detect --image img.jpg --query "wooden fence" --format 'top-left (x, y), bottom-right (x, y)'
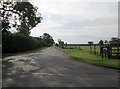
top-left (61, 43), bottom-right (120, 59)
top-left (63, 44), bottom-right (98, 49)
top-left (110, 43), bottom-right (120, 58)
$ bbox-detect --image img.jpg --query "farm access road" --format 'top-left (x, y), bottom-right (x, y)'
top-left (2, 46), bottom-right (118, 87)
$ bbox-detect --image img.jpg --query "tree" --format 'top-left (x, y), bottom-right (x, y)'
top-left (99, 40), bottom-right (104, 55)
top-left (109, 37), bottom-right (120, 46)
top-left (88, 41), bottom-right (94, 53)
top-left (42, 33), bottom-right (54, 46)
top-left (109, 37), bottom-right (120, 44)
top-left (1, 1), bottom-right (42, 35)
top-left (99, 40), bottom-right (103, 46)
top-left (105, 40), bottom-right (108, 44)
top-left (55, 43), bottom-right (59, 46)
top-left (58, 39), bottom-right (64, 48)
top-left (58, 39), bottom-right (61, 45)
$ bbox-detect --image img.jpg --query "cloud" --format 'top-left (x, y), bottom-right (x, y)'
top-left (30, 1), bottom-right (118, 44)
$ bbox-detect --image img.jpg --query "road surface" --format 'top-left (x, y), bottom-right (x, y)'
top-left (2, 46), bottom-right (119, 87)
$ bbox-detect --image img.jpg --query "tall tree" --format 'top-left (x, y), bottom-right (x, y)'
top-left (99, 40), bottom-right (104, 55)
top-left (99, 40), bottom-right (104, 46)
top-left (109, 37), bottom-right (120, 46)
top-left (1, 0), bottom-right (42, 35)
top-left (105, 40), bottom-right (108, 44)
top-left (42, 33), bottom-right (54, 46)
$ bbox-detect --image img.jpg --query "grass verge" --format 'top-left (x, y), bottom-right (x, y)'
top-left (61, 48), bottom-right (120, 69)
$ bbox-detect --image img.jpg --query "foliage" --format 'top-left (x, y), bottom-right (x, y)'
top-left (88, 41), bottom-right (94, 53)
top-left (109, 37), bottom-right (120, 45)
top-left (1, 1), bottom-right (42, 35)
top-left (55, 43), bottom-right (59, 46)
top-left (62, 47), bottom-right (120, 69)
top-left (99, 40), bottom-right (104, 46)
top-left (88, 41), bottom-right (94, 45)
top-left (2, 33), bottom-right (54, 53)
top-left (58, 39), bottom-right (64, 48)
top-left (42, 33), bottom-right (54, 46)
top-left (3, 33), bottom-right (39, 53)
top-left (1, 1), bottom-right (53, 53)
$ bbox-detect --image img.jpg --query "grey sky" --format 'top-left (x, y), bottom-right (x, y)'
top-left (30, 0), bottom-right (118, 44)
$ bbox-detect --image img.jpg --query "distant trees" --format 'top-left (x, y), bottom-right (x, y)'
top-left (88, 41), bottom-right (93, 45)
top-left (42, 33), bottom-right (54, 46)
top-left (99, 40), bottom-right (104, 46)
top-left (104, 40), bottom-right (108, 44)
top-left (58, 39), bottom-right (64, 48)
top-left (98, 37), bottom-right (120, 46)
top-left (109, 37), bottom-right (120, 44)
top-left (3, 33), bottom-right (54, 53)
top-left (55, 43), bottom-right (59, 46)
top-left (88, 41), bottom-right (94, 53)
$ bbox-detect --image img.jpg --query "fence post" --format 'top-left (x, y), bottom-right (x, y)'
top-left (110, 46), bottom-right (112, 58)
top-left (79, 45), bottom-right (81, 50)
top-left (94, 44), bottom-right (96, 54)
top-left (117, 44), bottom-right (119, 58)
top-left (75, 45), bottom-right (77, 49)
top-left (90, 45), bottom-right (92, 53)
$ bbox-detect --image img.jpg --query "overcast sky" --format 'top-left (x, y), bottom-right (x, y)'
top-left (30, 0), bottom-right (118, 44)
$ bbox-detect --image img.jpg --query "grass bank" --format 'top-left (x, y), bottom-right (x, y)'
top-left (60, 46), bottom-right (120, 69)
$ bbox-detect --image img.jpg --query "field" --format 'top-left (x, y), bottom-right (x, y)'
top-left (62, 46), bottom-right (120, 69)
top-left (64, 45), bottom-right (100, 53)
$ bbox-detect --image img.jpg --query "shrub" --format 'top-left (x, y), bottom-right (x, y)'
top-left (2, 33), bottom-right (47, 53)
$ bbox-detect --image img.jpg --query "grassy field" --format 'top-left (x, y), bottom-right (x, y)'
top-left (61, 46), bottom-right (120, 69)
top-left (64, 45), bottom-right (100, 53)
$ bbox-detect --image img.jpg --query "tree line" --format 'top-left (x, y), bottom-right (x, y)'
top-left (1, 1), bottom-right (54, 53)
top-left (2, 32), bottom-right (54, 53)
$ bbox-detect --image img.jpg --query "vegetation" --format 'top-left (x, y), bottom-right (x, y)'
top-left (58, 37), bottom-right (120, 69)
top-left (1, 1), bottom-right (42, 35)
top-left (42, 33), bottom-right (54, 47)
top-left (2, 32), bottom-right (54, 53)
top-left (1, 1), bottom-right (54, 53)
top-left (58, 39), bottom-right (64, 48)
top-left (62, 46), bottom-right (120, 69)
top-left (88, 41), bottom-right (94, 53)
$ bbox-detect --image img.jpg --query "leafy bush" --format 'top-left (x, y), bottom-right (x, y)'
top-left (2, 33), bottom-right (47, 53)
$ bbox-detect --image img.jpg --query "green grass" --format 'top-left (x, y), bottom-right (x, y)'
top-left (64, 45), bottom-right (100, 53)
top-left (62, 46), bottom-right (120, 69)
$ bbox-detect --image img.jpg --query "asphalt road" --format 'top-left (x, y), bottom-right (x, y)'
top-left (2, 46), bottom-right (119, 87)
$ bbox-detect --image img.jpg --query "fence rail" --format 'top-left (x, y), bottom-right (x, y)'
top-left (61, 43), bottom-right (120, 59)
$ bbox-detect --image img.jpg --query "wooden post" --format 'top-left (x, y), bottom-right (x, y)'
top-left (117, 45), bottom-right (119, 58)
top-left (100, 46), bottom-right (101, 55)
top-left (79, 45), bottom-right (81, 50)
top-left (118, 46), bottom-right (120, 58)
top-left (90, 45), bottom-right (92, 53)
top-left (94, 45), bottom-right (96, 54)
top-left (110, 45), bottom-right (112, 58)
top-left (108, 45), bottom-right (111, 59)
top-left (101, 46), bottom-right (103, 58)
top-left (75, 45), bottom-right (76, 49)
